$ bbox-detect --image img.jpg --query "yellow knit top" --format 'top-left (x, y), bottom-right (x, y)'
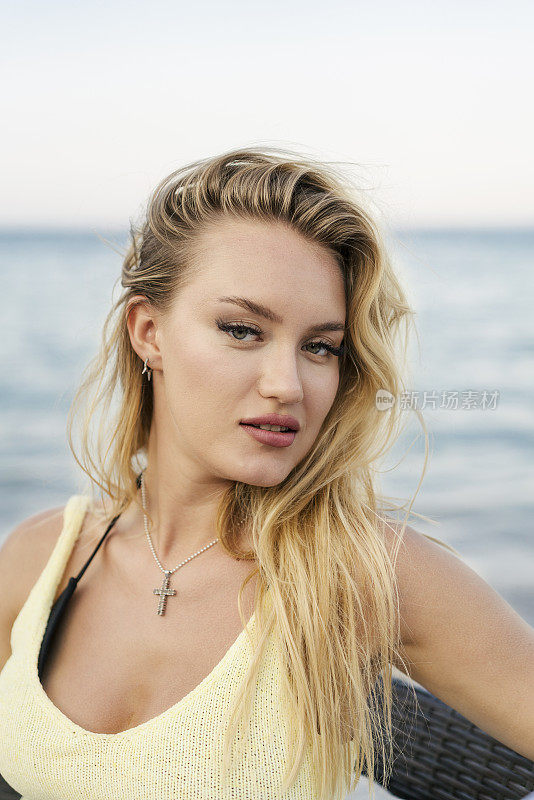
top-left (0, 494), bottom-right (324, 800)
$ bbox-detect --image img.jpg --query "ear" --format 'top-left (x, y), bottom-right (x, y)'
top-left (126, 295), bottom-right (163, 373)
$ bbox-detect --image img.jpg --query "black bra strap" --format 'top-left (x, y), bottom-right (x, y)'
top-left (73, 512), bottom-right (121, 584)
top-left (37, 475), bottom-right (143, 680)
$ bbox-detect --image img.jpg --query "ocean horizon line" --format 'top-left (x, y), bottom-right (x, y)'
top-left (0, 224), bottom-right (533, 238)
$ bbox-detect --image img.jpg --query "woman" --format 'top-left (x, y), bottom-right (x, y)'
top-left (0, 146), bottom-right (532, 800)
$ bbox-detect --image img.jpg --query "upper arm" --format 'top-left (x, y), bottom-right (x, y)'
top-left (0, 506), bottom-right (65, 673)
top-left (383, 519), bottom-right (534, 760)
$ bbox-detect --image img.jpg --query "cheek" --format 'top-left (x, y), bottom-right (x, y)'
top-left (163, 338), bottom-right (244, 423)
top-left (304, 367), bottom-right (339, 409)
top-left (301, 371), bottom-right (339, 436)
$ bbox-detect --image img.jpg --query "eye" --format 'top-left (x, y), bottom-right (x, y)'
top-left (215, 319), bottom-right (344, 359)
top-left (217, 320), bottom-right (259, 342)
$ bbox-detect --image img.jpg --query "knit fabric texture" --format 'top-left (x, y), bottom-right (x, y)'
top-left (0, 494), bottom-right (324, 800)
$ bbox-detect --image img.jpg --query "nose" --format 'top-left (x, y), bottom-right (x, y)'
top-left (256, 345), bottom-right (304, 405)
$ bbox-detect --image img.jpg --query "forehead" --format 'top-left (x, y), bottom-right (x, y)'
top-left (186, 216), bottom-right (346, 316)
top-left (193, 215), bottom-right (337, 265)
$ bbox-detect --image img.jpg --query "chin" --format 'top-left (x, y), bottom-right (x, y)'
top-left (228, 463), bottom-right (291, 488)
top-left (254, 467), bottom-right (293, 488)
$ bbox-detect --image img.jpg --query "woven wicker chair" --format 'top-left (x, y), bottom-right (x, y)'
top-left (362, 676), bottom-right (534, 800)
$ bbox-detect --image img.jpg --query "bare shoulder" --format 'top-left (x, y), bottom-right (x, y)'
top-left (377, 516), bottom-right (463, 649)
top-left (0, 505), bottom-right (66, 672)
top-left (0, 507), bottom-right (67, 617)
top-left (377, 516), bottom-right (534, 759)
top-left (0, 497), bottom-right (109, 672)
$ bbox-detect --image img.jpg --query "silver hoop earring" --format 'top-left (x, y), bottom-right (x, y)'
top-left (141, 356), bottom-right (152, 382)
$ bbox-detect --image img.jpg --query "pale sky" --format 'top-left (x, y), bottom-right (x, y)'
top-left (2, 0), bottom-right (533, 229)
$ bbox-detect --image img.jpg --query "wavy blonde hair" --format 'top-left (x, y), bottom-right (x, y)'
top-left (67, 146), bottom-right (457, 799)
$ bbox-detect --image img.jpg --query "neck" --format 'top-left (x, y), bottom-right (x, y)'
top-left (136, 419), bottom-right (254, 563)
top-left (138, 468), bottom-right (223, 562)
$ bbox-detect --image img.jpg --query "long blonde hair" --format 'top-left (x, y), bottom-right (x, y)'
top-left (67, 146), bottom-right (457, 799)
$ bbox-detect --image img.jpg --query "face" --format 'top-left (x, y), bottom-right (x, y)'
top-left (134, 216), bottom-right (346, 488)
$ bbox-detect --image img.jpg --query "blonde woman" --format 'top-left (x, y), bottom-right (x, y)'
top-left (0, 147), bottom-right (532, 800)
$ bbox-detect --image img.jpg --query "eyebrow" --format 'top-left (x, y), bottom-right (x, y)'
top-left (216, 296), bottom-right (346, 334)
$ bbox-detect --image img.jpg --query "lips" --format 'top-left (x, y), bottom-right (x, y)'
top-left (239, 423), bottom-right (297, 448)
top-left (245, 423), bottom-right (289, 430)
top-left (239, 414), bottom-right (300, 431)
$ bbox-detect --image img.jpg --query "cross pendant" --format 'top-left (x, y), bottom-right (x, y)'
top-left (153, 571), bottom-right (177, 616)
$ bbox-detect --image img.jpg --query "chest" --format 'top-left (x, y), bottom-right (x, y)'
top-left (40, 551), bottom-right (258, 735)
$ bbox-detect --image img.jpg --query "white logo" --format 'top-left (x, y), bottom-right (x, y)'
top-left (375, 389), bottom-right (395, 411)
